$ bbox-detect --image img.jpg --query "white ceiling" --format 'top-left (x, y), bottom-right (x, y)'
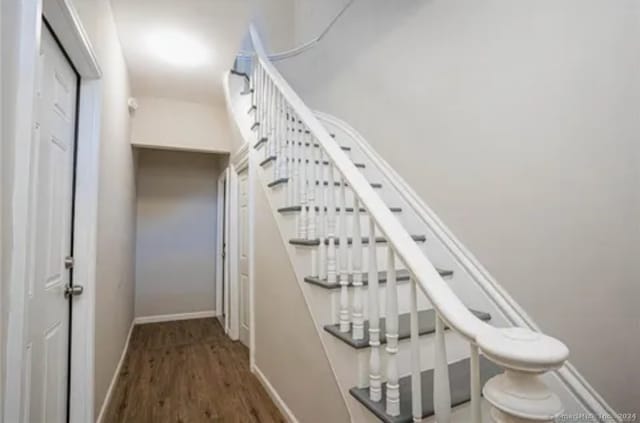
top-left (111, 0), bottom-right (250, 105)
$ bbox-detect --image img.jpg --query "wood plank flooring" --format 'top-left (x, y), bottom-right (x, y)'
top-left (102, 318), bottom-right (285, 423)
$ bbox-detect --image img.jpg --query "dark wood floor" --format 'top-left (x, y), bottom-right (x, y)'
top-left (102, 318), bottom-right (285, 423)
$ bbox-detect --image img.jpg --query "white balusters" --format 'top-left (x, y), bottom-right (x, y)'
top-left (385, 249), bottom-right (400, 416)
top-left (470, 344), bottom-right (482, 423)
top-left (351, 197), bottom-right (364, 340)
top-left (317, 149), bottom-right (327, 281)
top-left (308, 136), bottom-right (318, 275)
top-left (286, 107), bottom-right (295, 207)
top-left (290, 114), bottom-right (299, 208)
top-left (277, 94), bottom-right (287, 182)
top-left (338, 176), bottom-right (350, 332)
top-left (367, 216), bottom-right (381, 402)
top-left (298, 120), bottom-right (308, 239)
top-left (434, 313), bottom-right (451, 423)
top-left (326, 164), bottom-right (338, 294)
top-left (410, 278), bottom-right (422, 422)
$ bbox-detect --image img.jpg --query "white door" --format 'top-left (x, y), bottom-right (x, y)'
top-left (25, 25), bottom-right (78, 423)
top-left (238, 168), bottom-right (250, 347)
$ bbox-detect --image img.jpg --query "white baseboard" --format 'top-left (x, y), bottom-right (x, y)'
top-left (251, 364), bottom-right (298, 423)
top-left (96, 320), bottom-right (135, 423)
top-left (134, 310), bottom-right (216, 325)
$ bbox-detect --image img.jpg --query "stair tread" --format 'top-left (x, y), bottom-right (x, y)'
top-left (278, 205), bottom-right (403, 213)
top-left (325, 308), bottom-right (490, 349)
top-left (268, 178), bottom-right (382, 189)
top-left (290, 235), bottom-right (426, 246)
top-left (260, 155), bottom-right (365, 169)
top-left (350, 356), bottom-right (502, 423)
top-left (305, 268), bottom-right (453, 289)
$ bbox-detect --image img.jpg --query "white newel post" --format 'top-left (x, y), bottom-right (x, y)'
top-left (351, 197), bottom-right (364, 340)
top-left (367, 216), bottom-right (381, 401)
top-left (338, 176), bottom-right (350, 332)
top-left (477, 328), bottom-right (569, 423)
top-left (385, 249), bottom-right (400, 416)
top-left (308, 135), bottom-right (318, 276)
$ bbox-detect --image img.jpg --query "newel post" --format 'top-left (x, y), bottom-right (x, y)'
top-left (477, 327), bottom-right (569, 423)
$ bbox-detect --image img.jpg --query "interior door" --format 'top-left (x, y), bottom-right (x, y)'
top-left (25, 24), bottom-right (78, 423)
top-left (238, 167), bottom-right (250, 347)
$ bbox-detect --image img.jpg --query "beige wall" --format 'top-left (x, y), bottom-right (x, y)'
top-left (253, 181), bottom-right (350, 422)
top-left (270, 0), bottom-right (640, 412)
top-left (71, 0), bottom-right (136, 416)
top-left (131, 96), bottom-right (232, 153)
top-left (134, 149), bottom-right (225, 318)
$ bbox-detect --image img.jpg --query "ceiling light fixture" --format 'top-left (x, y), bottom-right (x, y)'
top-left (145, 29), bottom-right (211, 68)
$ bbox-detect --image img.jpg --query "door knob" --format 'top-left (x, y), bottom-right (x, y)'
top-left (64, 284), bottom-right (84, 298)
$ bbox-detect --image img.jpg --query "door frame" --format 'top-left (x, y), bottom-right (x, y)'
top-left (215, 167), bottom-right (231, 335)
top-left (4, 1), bottom-right (102, 422)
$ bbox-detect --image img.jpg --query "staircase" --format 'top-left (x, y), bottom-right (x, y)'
top-left (239, 25), bottom-right (574, 423)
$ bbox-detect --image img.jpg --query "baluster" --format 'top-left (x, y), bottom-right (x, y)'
top-left (298, 121), bottom-right (308, 239)
top-left (470, 344), bottom-right (482, 423)
top-left (317, 149), bottom-right (327, 281)
top-left (351, 197), bottom-right (364, 340)
top-left (385, 250), bottom-right (400, 416)
top-left (410, 278), bottom-right (423, 422)
top-left (291, 113), bottom-right (299, 207)
top-left (270, 83), bottom-right (278, 178)
top-left (326, 164), bottom-right (338, 300)
top-left (278, 95), bottom-right (287, 182)
top-left (434, 313), bottom-right (451, 423)
top-left (338, 175), bottom-right (350, 332)
top-left (308, 134), bottom-right (318, 245)
top-left (368, 216), bottom-right (381, 401)
top-left (286, 106), bottom-right (294, 207)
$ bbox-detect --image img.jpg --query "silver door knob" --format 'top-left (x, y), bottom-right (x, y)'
top-left (64, 284), bottom-right (84, 298)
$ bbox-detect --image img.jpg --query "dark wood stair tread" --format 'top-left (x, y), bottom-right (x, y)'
top-left (304, 268), bottom-right (453, 290)
top-left (350, 356), bottom-right (502, 423)
top-left (279, 205), bottom-right (402, 214)
top-left (289, 235), bottom-right (426, 246)
top-left (325, 308), bottom-right (490, 349)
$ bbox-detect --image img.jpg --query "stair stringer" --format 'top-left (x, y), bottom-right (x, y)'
top-left (314, 110), bottom-right (618, 421)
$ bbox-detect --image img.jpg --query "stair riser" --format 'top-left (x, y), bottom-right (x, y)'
top-left (279, 212), bottom-right (390, 239)
top-left (290, 243), bottom-right (410, 279)
top-left (353, 330), bottom-right (471, 389)
top-left (271, 183), bottom-right (383, 211)
top-left (326, 282), bottom-right (433, 322)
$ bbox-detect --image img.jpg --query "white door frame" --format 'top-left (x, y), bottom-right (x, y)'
top-left (215, 167), bottom-right (232, 336)
top-left (4, 1), bottom-right (102, 422)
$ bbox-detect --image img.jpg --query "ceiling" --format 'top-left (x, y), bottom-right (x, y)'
top-left (111, 0), bottom-right (250, 105)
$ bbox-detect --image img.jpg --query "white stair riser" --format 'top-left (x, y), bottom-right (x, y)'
top-left (271, 184), bottom-right (383, 211)
top-left (326, 282), bottom-right (433, 323)
top-left (354, 330), bottom-right (471, 389)
top-left (290, 244), bottom-right (410, 279)
top-left (279, 212), bottom-right (389, 239)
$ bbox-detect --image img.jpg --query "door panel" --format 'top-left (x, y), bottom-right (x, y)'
top-left (238, 169), bottom-right (250, 346)
top-left (25, 24), bottom-right (78, 423)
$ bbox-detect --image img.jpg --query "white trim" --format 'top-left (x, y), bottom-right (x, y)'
top-left (251, 364), bottom-right (299, 423)
top-left (131, 142), bottom-right (230, 155)
top-left (95, 321), bottom-right (134, 423)
top-left (215, 173), bottom-right (226, 321)
top-left (315, 110), bottom-right (619, 422)
top-left (4, 1), bottom-right (102, 421)
top-left (134, 310), bottom-right (217, 325)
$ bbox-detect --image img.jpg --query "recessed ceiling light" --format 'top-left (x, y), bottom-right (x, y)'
top-left (145, 29), bottom-right (211, 68)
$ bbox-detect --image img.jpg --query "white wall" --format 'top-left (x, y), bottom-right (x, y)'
top-left (131, 96), bottom-right (232, 153)
top-left (134, 149), bottom-right (224, 318)
top-left (70, 0), bottom-right (137, 416)
top-left (268, 0), bottom-right (640, 412)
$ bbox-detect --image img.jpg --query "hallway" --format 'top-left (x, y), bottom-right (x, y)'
top-left (102, 319), bottom-right (284, 423)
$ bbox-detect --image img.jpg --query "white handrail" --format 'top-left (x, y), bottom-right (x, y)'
top-left (249, 23), bottom-right (570, 422)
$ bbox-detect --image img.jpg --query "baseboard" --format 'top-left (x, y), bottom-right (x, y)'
top-left (134, 310), bottom-right (216, 325)
top-left (96, 320), bottom-right (135, 423)
top-left (251, 364), bottom-right (299, 423)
